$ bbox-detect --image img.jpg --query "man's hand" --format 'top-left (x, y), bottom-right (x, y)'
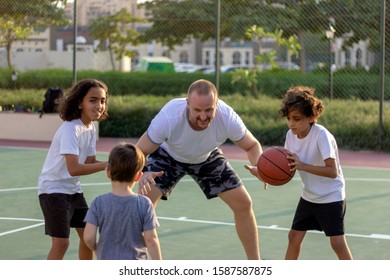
top-left (138, 171), bottom-right (164, 196)
top-left (244, 164), bottom-right (268, 190)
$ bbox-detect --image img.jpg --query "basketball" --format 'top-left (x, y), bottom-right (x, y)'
top-left (257, 146), bottom-right (296, 186)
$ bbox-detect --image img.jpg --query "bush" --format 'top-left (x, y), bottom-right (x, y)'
top-left (2, 68), bottom-right (390, 100)
top-left (1, 88), bottom-right (389, 152)
top-left (0, 89), bottom-right (44, 111)
top-left (100, 94), bottom-right (175, 137)
top-left (99, 94), bottom-right (390, 152)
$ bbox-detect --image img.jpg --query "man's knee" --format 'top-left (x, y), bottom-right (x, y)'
top-left (221, 186), bottom-right (253, 212)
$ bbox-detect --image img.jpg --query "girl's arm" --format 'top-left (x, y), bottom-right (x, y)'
top-left (65, 154), bottom-right (107, 176)
top-left (144, 229), bottom-right (162, 260)
top-left (85, 155), bottom-right (106, 164)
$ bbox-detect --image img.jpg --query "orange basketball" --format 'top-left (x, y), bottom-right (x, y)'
top-left (257, 146), bottom-right (295, 186)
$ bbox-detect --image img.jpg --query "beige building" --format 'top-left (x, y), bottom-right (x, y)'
top-left (3, 0), bottom-right (372, 72)
top-left (11, 28), bottom-right (50, 54)
top-left (64, 0), bottom-right (144, 26)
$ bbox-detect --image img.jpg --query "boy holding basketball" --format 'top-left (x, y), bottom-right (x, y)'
top-left (279, 85), bottom-right (353, 260)
top-left (83, 142), bottom-right (162, 260)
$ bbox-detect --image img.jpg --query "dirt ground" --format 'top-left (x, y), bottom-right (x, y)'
top-left (0, 137), bottom-right (389, 169)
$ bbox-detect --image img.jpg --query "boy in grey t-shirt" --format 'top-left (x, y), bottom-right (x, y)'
top-left (84, 142), bottom-right (161, 260)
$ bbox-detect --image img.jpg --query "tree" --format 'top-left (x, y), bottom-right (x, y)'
top-left (318, 0), bottom-right (388, 52)
top-left (139, 0), bottom-right (324, 71)
top-left (246, 26), bottom-right (300, 69)
top-left (140, 0), bottom-right (271, 49)
top-left (0, 0), bottom-right (68, 68)
top-left (140, 0), bottom-right (385, 71)
top-left (232, 26), bottom-right (301, 98)
top-left (88, 8), bottom-right (146, 71)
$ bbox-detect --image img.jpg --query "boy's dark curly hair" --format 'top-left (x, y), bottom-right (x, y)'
top-left (279, 86), bottom-right (324, 122)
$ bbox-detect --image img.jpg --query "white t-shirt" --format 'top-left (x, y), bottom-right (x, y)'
top-left (147, 98), bottom-right (247, 164)
top-left (285, 123), bottom-right (345, 203)
top-left (38, 119), bottom-right (97, 195)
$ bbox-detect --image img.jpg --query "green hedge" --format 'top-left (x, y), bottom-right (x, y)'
top-left (101, 94), bottom-right (390, 151)
top-left (1, 68), bottom-right (389, 100)
top-left (1, 78), bottom-right (389, 152)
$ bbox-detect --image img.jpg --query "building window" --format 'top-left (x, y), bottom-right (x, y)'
top-left (131, 50), bottom-right (140, 66)
top-left (245, 52), bottom-right (250, 65)
top-left (356, 48), bottom-right (362, 67)
top-left (205, 51), bottom-right (210, 65)
top-left (162, 50), bottom-right (170, 58)
top-left (345, 49), bottom-right (351, 66)
top-left (232, 51), bottom-right (241, 65)
top-left (147, 42), bottom-right (153, 56)
top-left (180, 51), bottom-right (189, 63)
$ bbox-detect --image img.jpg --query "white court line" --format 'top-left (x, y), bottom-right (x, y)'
top-left (0, 182), bottom-right (111, 192)
top-left (1, 216), bottom-right (389, 241)
top-left (228, 159), bottom-right (390, 171)
top-left (0, 217), bottom-right (43, 222)
top-left (0, 223), bottom-right (44, 237)
top-left (0, 217), bottom-right (45, 237)
top-left (0, 187), bottom-right (37, 192)
top-left (1, 176), bottom-right (390, 193)
top-left (240, 177), bottom-right (390, 183)
top-left (157, 216), bottom-right (390, 240)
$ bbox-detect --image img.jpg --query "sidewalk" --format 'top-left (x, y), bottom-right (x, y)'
top-left (1, 137), bottom-right (389, 169)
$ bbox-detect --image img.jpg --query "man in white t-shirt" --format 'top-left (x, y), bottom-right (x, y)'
top-left (136, 79), bottom-right (265, 260)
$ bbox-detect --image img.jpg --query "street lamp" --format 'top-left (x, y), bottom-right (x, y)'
top-left (325, 24), bottom-right (335, 99)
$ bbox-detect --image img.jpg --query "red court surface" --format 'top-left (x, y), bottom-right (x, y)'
top-left (0, 138), bottom-right (389, 169)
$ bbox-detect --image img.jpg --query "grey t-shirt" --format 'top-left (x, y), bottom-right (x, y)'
top-left (84, 193), bottom-right (159, 260)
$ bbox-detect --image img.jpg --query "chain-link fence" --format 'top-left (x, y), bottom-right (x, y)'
top-left (0, 0), bottom-right (389, 102)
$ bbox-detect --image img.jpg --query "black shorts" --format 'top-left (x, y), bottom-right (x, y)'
top-left (39, 193), bottom-right (88, 238)
top-left (291, 197), bottom-right (346, 236)
top-left (144, 147), bottom-right (243, 200)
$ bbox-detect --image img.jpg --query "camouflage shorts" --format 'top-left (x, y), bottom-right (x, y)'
top-left (145, 147), bottom-right (243, 200)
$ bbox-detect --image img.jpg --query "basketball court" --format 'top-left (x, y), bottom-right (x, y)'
top-left (0, 138), bottom-right (389, 260)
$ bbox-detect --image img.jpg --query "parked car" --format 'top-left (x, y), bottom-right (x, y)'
top-left (174, 63), bottom-right (200, 73)
top-left (276, 62), bottom-right (300, 70)
top-left (201, 65), bottom-right (249, 74)
top-left (221, 65), bottom-right (250, 72)
top-left (259, 62), bottom-right (300, 71)
top-left (174, 63), bottom-right (214, 73)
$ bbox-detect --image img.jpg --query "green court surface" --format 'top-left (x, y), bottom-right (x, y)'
top-left (0, 146), bottom-right (389, 260)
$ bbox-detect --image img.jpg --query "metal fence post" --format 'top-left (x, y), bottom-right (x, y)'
top-left (378, 0), bottom-right (386, 145)
top-left (214, 0), bottom-right (220, 92)
top-left (72, 0), bottom-right (77, 85)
